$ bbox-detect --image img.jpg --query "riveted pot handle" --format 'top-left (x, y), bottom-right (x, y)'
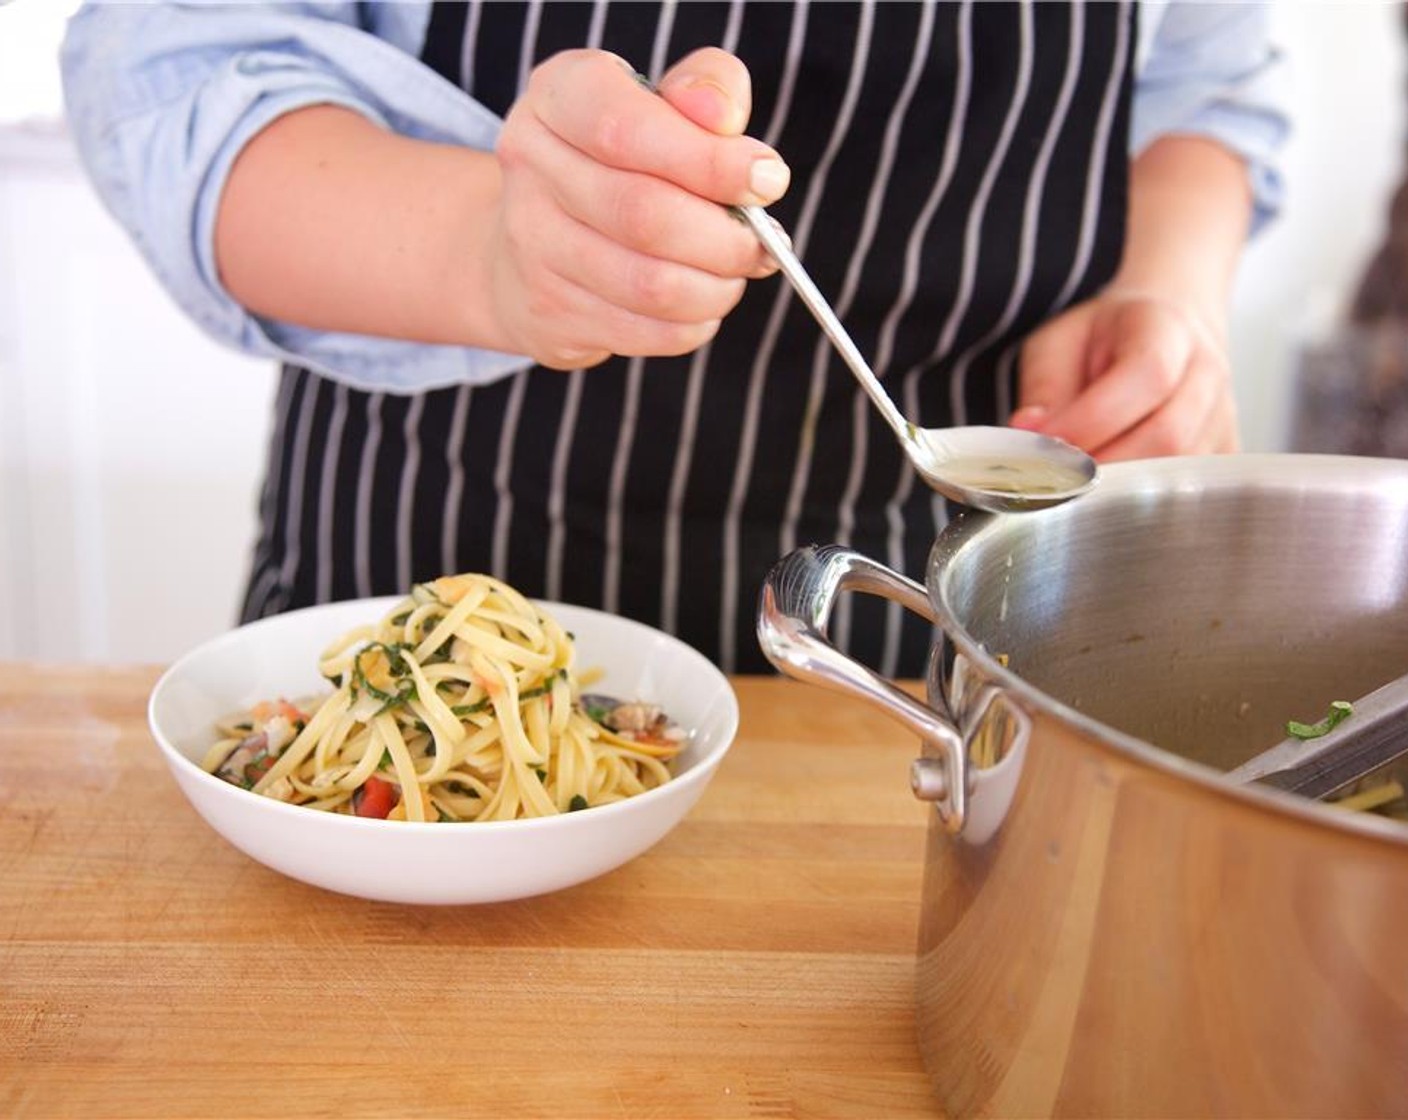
top-left (757, 545), bottom-right (969, 831)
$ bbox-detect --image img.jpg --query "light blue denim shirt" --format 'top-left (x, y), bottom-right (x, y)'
top-left (60, 1), bottom-right (1290, 394)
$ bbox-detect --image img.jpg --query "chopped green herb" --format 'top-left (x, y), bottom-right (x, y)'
top-left (450, 680), bottom-right (554, 718)
top-left (1287, 700), bottom-right (1354, 741)
top-left (350, 640), bottom-right (418, 713)
top-left (377, 748), bottom-right (393, 771)
top-left (568, 795), bottom-right (589, 812)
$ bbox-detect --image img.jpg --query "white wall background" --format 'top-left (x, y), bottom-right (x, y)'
top-left (1230, 2), bottom-right (1407, 453)
top-left (1, 1), bottom-right (1404, 665)
top-left (1, 0), bottom-right (274, 665)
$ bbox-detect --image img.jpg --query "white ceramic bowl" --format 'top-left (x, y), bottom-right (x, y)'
top-left (148, 598), bottom-right (739, 904)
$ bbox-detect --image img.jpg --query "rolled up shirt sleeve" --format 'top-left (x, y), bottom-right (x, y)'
top-left (60, 1), bottom-right (534, 393)
top-left (1132, 0), bottom-right (1292, 237)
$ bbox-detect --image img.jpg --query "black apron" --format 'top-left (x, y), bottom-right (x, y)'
top-left (241, 0), bottom-right (1135, 675)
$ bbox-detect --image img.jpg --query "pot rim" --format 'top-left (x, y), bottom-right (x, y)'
top-left (927, 453), bottom-right (1408, 850)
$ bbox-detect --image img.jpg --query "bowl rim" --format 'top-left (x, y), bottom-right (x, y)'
top-left (147, 595), bottom-right (740, 836)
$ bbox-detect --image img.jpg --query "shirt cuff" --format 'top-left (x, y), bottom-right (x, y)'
top-left (63, 5), bottom-right (532, 393)
top-left (190, 55), bottom-right (531, 392)
top-left (1156, 105), bottom-right (1288, 239)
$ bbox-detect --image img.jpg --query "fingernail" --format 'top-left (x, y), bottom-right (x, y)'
top-left (1009, 406), bottom-right (1048, 430)
top-left (749, 157), bottom-right (791, 203)
top-left (767, 216), bottom-right (792, 253)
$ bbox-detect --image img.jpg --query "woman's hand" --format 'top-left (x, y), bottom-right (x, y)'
top-left (1008, 134), bottom-right (1252, 461)
top-left (215, 48), bottom-right (786, 364)
top-left (1010, 290), bottom-right (1238, 460)
top-left (483, 47), bottom-right (790, 369)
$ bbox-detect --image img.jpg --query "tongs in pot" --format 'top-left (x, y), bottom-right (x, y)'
top-left (1226, 670), bottom-right (1408, 800)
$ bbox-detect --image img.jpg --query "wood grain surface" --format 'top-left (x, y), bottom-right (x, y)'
top-left (0, 666), bottom-right (940, 1119)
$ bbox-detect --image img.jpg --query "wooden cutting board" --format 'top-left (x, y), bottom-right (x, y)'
top-left (0, 666), bottom-right (940, 1118)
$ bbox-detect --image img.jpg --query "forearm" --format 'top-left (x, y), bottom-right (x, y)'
top-left (215, 104), bottom-right (509, 350)
top-left (1109, 134), bottom-right (1254, 335)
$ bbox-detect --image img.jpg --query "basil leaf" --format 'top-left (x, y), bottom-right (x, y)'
top-left (1287, 700), bottom-right (1353, 740)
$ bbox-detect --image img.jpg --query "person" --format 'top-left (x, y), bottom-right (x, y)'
top-left (61, 1), bottom-right (1289, 675)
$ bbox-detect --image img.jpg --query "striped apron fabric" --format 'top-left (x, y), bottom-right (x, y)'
top-left (241, 0), bottom-right (1136, 676)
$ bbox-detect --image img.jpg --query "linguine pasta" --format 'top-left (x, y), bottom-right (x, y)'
top-left (202, 574), bottom-right (686, 822)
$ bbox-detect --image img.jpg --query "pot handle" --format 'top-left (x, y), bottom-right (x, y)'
top-left (757, 544), bottom-right (969, 832)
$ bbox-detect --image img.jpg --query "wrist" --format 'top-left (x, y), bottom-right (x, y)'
top-left (1098, 282), bottom-right (1230, 351)
top-left (437, 149), bottom-right (520, 353)
top-left (1110, 134), bottom-right (1252, 345)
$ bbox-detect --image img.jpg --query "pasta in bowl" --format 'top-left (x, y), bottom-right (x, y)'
top-left (147, 579), bottom-right (739, 904)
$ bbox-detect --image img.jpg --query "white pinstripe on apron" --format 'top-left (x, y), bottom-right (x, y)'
top-left (242, 0), bottom-right (1137, 676)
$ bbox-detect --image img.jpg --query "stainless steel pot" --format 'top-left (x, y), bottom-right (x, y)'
top-left (758, 454), bottom-right (1408, 1118)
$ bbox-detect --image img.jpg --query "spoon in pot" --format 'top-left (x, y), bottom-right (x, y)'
top-left (733, 204), bottom-right (1097, 512)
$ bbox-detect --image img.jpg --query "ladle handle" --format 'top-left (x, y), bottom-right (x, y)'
top-left (632, 66), bottom-right (912, 448)
top-left (732, 205), bottom-right (911, 441)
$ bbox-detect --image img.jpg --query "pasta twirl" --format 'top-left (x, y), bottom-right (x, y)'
top-left (203, 575), bottom-right (686, 822)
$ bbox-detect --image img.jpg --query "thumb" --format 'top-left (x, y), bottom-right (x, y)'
top-left (656, 46), bottom-right (753, 137)
top-left (1012, 307), bottom-right (1098, 430)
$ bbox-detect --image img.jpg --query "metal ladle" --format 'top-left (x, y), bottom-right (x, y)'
top-left (734, 204), bottom-right (1098, 513)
